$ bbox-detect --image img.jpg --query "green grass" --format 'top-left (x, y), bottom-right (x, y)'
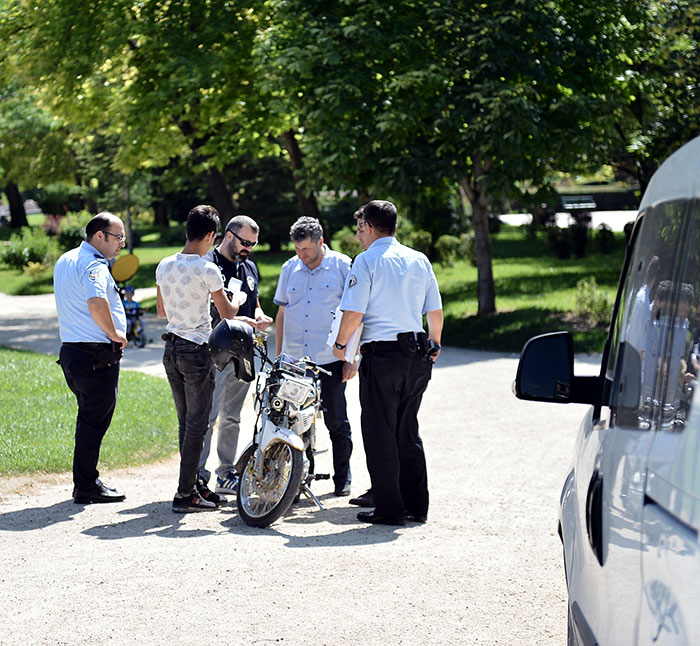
top-left (0, 222), bottom-right (626, 352)
top-left (0, 346), bottom-right (178, 476)
top-left (435, 227), bottom-right (625, 352)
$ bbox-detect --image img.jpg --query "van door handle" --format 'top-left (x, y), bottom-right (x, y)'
top-left (586, 470), bottom-right (604, 566)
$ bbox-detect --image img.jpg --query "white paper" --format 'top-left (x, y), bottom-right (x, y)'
top-left (327, 306), bottom-right (363, 362)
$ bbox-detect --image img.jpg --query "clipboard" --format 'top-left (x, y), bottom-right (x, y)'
top-left (327, 306), bottom-right (363, 362)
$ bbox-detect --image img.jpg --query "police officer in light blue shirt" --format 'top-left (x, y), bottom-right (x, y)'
top-left (333, 200), bottom-right (443, 526)
top-left (274, 216), bottom-right (356, 496)
top-left (54, 212), bottom-right (128, 504)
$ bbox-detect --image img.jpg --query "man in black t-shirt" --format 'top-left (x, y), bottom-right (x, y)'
top-left (197, 215), bottom-right (273, 499)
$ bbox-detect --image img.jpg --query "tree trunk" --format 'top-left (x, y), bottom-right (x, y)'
top-left (175, 118), bottom-right (237, 228)
top-left (5, 182), bottom-right (28, 228)
top-left (279, 129), bottom-right (326, 230)
top-left (203, 167), bottom-right (237, 229)
top-left (459, 158), bottom-right (496, 316)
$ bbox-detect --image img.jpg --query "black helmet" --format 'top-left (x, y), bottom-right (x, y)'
top-left (208, 319), bottom-right (255, 381)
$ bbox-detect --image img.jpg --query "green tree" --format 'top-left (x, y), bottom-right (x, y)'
top-left (0, 83), bottom-right (75, 227)
top-left (608, 0), bottom-right (700, 193)
top-left (260, 0), bottom-right (640, 315)
top-left (1, 0), bottom-right (273, 225)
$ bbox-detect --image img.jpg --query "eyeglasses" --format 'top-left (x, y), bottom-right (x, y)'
top-left (103, 231), bottom-right (126, 242)
top-left (356, 220), bottom-right (367, 232)
top-left (229, 230), bottom-right (258, 248)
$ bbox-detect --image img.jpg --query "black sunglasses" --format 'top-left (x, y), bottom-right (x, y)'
top-left (229, 230), bottom-right (257, 248)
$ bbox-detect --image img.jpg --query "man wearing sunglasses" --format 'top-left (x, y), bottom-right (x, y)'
top-left (54, 212), bottom-right (128, 504)
top-left (198, 215), bottom-right (273, 498)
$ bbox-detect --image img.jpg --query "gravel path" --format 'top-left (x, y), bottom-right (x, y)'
top-left (0, 292), bottom-right (600, 645)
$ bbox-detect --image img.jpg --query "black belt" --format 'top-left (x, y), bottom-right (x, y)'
top-left (360, 340), bottom-right (401, 355)
top-left (63, 342), bottom-right (112, 350)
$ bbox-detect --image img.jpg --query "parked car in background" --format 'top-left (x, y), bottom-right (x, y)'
top-left (514, 136), bottom-right (700, 646)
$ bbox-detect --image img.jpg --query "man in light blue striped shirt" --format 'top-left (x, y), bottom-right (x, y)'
top-left (274, 216), bottom-right (355, 496)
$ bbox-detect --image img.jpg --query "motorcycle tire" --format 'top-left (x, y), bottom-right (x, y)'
top-left (237, 441), bottom-right (303, 528)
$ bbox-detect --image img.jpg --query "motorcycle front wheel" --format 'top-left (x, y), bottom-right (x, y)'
top-left (237, 441), bottom-right (303, 527)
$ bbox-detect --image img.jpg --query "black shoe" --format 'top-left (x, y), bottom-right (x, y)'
top-left (196, 477), bottom-right (222, 505)
top-left (172, 492), bottom-right (217, 513)
top-left (357, 510), bottom-right (406, 526)
top-left (73, 480), bottom-right (126, 504)
top-left (334, 484), bottom-right (351, 497)
top-left (349, 489), bottom-right (374, 507)
top-left (406, 513), bottom-right (428, 523)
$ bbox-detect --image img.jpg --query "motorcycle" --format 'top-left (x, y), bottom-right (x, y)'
top-left (208, 319), bottom-right (330, 528)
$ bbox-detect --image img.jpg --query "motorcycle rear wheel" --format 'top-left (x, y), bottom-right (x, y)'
top-left (237, 441), bottom-right (303, 527)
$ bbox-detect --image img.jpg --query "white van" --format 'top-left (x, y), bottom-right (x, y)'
top-left (514, 136), bottom-right (700, 646)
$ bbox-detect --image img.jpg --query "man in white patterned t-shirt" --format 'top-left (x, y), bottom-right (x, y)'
top-left (156, 205), bottom-right (238, 513)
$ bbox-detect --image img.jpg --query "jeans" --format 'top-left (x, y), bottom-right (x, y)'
top-left (198, 360), bottom-right (250, 482)
top-left (319, 361), bottom-right (353, 490)
top-left (163, 336), bottom-right (215, 497)
top-left (59, 344), bottom-right (120, 490)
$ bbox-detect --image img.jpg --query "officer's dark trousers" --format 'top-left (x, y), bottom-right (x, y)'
top-left (59, 344), bottom-right (120, 491)
top-left (163, 336), bottom-right (215, 497)
top-left (319, 360), bottom-right (353, 490)
top-left (358, 342), bottom-right (432, 518)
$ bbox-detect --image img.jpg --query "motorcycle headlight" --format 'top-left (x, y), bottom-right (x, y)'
top-left (277, 376), bottom-right (312, 405)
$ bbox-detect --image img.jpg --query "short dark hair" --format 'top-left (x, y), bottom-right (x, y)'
top-left (186, 205), bottom-right (220, 241)
top-left (85, 211), bottom-right (118, 240)
top-left (226, 214), bottom-right (259, 235)
top-left (290, 216), bottom-right (323, 242)
top-left (354, 200), bottom-right (397, 235)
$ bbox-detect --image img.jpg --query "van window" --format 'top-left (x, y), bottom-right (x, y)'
top-left (607, 200), bottom-right (698, 430)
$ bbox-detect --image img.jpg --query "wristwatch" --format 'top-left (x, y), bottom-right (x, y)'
top-left (334, 341), bottom-right (346, 350)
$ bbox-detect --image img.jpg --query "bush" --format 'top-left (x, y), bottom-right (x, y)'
top-left (574, 276), bottom-right (612, 325)
top-left (404, 229), bottom-right (432, 256)
top-left (458, 232), bottom-right (477, 266)
top-left (334, 226), bottom-right (363, 258)
top-left (56, 211), bottom-right (92, 251)
top-left (596, 223), bottom-right (615, 254)
top-left (0, 227), bottom-right (59, 270)
top-left (435, 234), bottom-right (459, 266)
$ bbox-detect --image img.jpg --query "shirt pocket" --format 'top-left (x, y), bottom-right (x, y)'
top-left (319, 277), bottom-right (343, 296)
top-left (286, 273), bottom-right (308, 305)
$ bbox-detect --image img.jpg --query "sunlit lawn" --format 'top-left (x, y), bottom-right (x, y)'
top-left (0, 346), bottom-right (178, 476)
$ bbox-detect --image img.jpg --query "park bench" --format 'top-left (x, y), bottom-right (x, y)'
top-left (560, 194), bottom-right (596, 212)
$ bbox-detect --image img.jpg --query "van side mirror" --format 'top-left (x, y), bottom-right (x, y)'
top-left (514, 331), bottom-right (599, 405)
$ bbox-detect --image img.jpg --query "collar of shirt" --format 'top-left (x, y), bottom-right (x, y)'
top-left (80, 240), bottom-right (107, 264)
top-left (367, 236), bottom-right (396, 251)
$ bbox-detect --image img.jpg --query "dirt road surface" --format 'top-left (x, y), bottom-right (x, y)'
top-left (0, 292), bottom-right (601, 645)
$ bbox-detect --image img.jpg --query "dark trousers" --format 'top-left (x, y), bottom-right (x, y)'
top-left (359, 343), bottom-right (432, 518)
top-left (163, 336), bottom-right (215, 497)
top-left (59, 344), bottom-right (120, 490)
top-left (319, 361), bottom-right (353, 490)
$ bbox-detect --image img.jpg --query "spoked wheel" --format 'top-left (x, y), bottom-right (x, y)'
top-left (237, 441), bottom-right (303, 527)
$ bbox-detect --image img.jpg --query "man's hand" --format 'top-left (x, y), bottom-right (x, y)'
top-left (254, 313), bottom-right (273, 331)
top-left (342, 360), bottom-right (359, 382)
